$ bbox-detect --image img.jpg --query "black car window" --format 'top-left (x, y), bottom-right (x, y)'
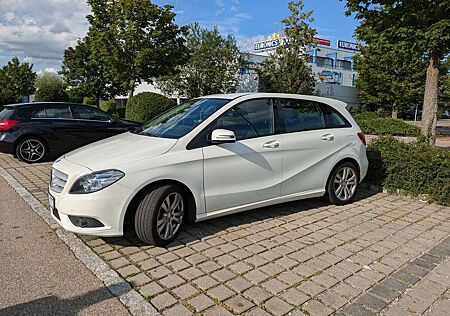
top-left (0, 107), bottom-right (14, 120)
top-left (32, 108), bottom-right (47, 118)
top-left (280, 99), bottom-right (326, 132)
top-left (319, 103), bottom-right (351, 128)
top-left (45, 106), bottom-right (72, 119)
top-left (216, 99), bottom-right (274, 141)
top-left (72, 106), bottom-right (111, 121)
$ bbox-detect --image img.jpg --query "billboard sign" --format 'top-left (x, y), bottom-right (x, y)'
top-left (254, 33), bottom-right (331, 51)
top-left (337, 40), bottom-right (359, 51)
top-left (313, 37), bottom-right (331, 46)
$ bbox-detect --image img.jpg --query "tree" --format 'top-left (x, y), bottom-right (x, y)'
top-left (353, 35), bottom-right (427, 117)
top-left (35, 72), bottom-right (69, 102)
top-left (157, 23), bottom-right (242, 98)
top-left (344, 0), bottom-right (450, 144)
top-left (0, 57), bottom-right (36, 105)
top-left (257, 0), bottom-right (316, 94)
top-left (61, 36), bottom-right (122, 105)
top-left (86, 0), bottom-right (188, 98)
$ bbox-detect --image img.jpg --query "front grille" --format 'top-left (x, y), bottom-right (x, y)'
top-left (50, 168), bottom-right (68, 193)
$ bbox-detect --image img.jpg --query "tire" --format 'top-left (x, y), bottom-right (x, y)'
top-left (15, 137), bottom-right (47, 163)
top-left (326, 162), bottom-right (359, 205)
top-left (135, 184), bottom-right (185, 246)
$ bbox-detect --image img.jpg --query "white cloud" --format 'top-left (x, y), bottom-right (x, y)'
top-left (0, 0), bottom-right (90, 70)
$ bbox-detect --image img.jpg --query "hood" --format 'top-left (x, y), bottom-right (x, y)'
top-left (64, 132), bottom-right (177, 170)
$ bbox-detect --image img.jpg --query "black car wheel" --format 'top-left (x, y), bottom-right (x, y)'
top-left (16, 137), bottom-right (47, 163)
top-left (135, 184), bottom-right (185, 246)
top-left (326, 162), bottom-right (359, 205)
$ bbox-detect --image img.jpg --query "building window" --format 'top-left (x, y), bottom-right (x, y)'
top-left (336, 59), bottom-right (352, 70)
top-left (316, 56), bottom-right (334, 67)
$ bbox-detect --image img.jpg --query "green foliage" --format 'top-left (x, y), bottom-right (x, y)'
top-left (35, 72), bottom-right (69, 102)
top-left (83, 97), bottom-right (98, 106)
top-left (366, 136), bottom-right (450, 205)
top-left (0, 57), bottom-right (36, 105)
top-left (353, 111), bottom-right (420, 136)
top-left (86, 0), bottom-right (188, 97)
top-left (109, 108), bottom-right (126, 118)
top-left (125, 92), bottom-right (176, 122)
top-left (157, 23), bottom-right (242, 98)
top-left (99, 100), bottom-right (117, 112)
top-left (257, 0), bottom-right (316, 94)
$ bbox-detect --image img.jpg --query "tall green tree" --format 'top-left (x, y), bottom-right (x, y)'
top-left (157, 23), bottom-right (242, 98)
top-left (257, 0), bottom-right (316, 94)
top-left (35, 72), bottom-right (69, 102)
top-left (86, 0), bottom-right (188, 98)
top-left (354, 35), bottom-right (427, 117)
top-left (344, 0), bottom-right (450, 144)
top-left (61, 36), bottom-right (122, 105)
top-left (0, 57), bottom-right (36, 105)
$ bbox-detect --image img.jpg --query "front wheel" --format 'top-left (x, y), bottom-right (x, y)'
top-left (326, 162), bottom-right (359, 205)
top-left (135, 184), bottom-right (185, 246)
top-left (16, 137), bottom-right (47, 163)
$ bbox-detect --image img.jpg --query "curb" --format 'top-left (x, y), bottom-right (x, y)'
top-left (0, 167), bottom-right (160, 316)
top-left (360, 182), bottom-right (429, 203)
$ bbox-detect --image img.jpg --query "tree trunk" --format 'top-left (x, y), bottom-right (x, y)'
top-left (128, 79), bottom-right (136, 99)
top-left (391, 103), bottom-right (398, 119)
top-left (421, 53), bottom-right (439, 145)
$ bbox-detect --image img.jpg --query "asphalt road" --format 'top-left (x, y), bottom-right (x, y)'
top-left (0, 177), bottom-right (130, 316)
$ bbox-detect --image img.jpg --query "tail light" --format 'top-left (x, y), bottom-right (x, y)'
top-left (0, 120), bottom-right (19, 131)
top-left (357, 132), bottom-right (366, 146)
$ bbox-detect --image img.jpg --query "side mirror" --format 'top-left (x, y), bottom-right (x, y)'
top-left (211, 129), bottom-right (236, 144)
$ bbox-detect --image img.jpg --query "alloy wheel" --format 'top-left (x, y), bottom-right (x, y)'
top-left (333, 166), bottom-right (357, 201)
top-left (156, 192), bottom-right (184, 240)
top-left (19, 139), bottom-right (45, 163)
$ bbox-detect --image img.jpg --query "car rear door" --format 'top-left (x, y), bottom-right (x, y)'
top-left (277, 98), bottom-right (346, 196)
top-left (202, 98), bottom-right (283, 213)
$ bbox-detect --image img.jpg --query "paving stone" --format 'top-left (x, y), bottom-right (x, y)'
top-left (150, 292), bottom-right (178, 310)
top-left (341, 303), bottom-right (375, 316)
top-left (225, 295), bottom-right (255, 314)
top-left (212, 268), bottom-right (236, 282)
top-left (317, 290), bottom-right (348, 310)
top-left (167, 258), bottom-right (191, 271)
top-left (280, 288), bottom-right (310, 305)
top-left (179, 267), bottom-right (204, 280)
top-left (207, 284), bottom-right (235, 301)
top-left (128, 251), bottom-right (150, 263)
top-left (227, 277), bottom-right (253, 293)
top-left (127, 272), bottom-right (152, 287)
top-left (109, 257), bottom-right (130, 269)
top-left (263, 297), bottom-right (293, 316)
top-left (148, 265), bottom-right (172, 279)
top-left (192, 275), bottom-right (219, 291)
top-left (229, 261), bottom-right (253, 274)
top-left (357, 293), bottom-right (389, 312)
top-left (187, 294), bottom-right (215, 312)
top-left (172, 283), bottom-right (199, 299)
top-left (303, 299), bottom-right (333, 316)
top-left (163, 303), bottom-right (193, 316)
top-left (102, 250), bottom-right (122, 261)
top-left (198, 260), bottom-right (222, 273)
top-left (117, 264), bottom-right (140, 278)
top-left (392, 270), bottom-right (421, 285)
top-left (297, 280), bottom-right (326, 297)
top-left (244, 286), bottom-right (272, 304)
top-left (139, 281), bottom-right (164, 297)
top-left (381, 277), bottom-right (409, 293)
top-left (139, 258), bottom-right (160, 270)
top-left (261, 278), bottom-right (289, 294)
top-left (277, 271), bottom-right (304, 286)
top-left (204, 306), bottom-right (235, 316)
top-left (369, 284), bottom-right (401, 302)
top-left (244, 269), bottom-right (270, 284)
top-left (244, 307), bottom-right (271, 316)
top-left (159, 274), bottom-right (186, 289)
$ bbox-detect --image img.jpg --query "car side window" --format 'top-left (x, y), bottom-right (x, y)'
top-left (319, 104), bottom-right (352, 128)
top-left (45, 106), bottom-right (72, 119)
top-left (72, 106), bottom-right (111, 121)
top-left (280, 99), bottom-right (326, 132)
top-left (217, 99), bottom-right (274, 140)
top-left (32, 108), bottom-right (47, 118)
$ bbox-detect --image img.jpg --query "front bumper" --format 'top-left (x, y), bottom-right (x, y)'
top-left (49, 158), bottom-right (134, 236)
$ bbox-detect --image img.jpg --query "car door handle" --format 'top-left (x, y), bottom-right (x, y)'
top-left (321, 134), bottom-right (335, 141)
top-left (263, 140), bottom-right (280, 149)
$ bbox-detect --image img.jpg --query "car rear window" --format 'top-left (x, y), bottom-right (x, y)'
top-left (45, 106), bottom-right (72, 119)
top-left (0, 107), bottom-right (14, 120)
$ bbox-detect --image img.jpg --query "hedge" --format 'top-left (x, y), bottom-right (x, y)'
top-left (365, 136), bottom-right (450, 205)
top-left (352, 112), bottom-right (420, 136)
top-left (99, 100), bottom-right (117, 113)
top-left (125, 92), bottom-right (176, 123)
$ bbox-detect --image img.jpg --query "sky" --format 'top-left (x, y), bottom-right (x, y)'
top-left (0, 0), bottom-right (359, 72)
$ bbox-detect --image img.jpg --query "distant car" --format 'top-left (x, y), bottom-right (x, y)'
top-left (49, 93), bottom-right (368, 246)
top-left (0, 102), bottom-right (141, 163)
top-left (441, 109), bottom-right (450, 119)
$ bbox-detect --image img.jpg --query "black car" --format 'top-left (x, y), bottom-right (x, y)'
top-left (0, 102), bottom-right (141, 163)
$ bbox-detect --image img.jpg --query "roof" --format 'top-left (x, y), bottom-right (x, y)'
top-left (200, 93), bottom-right (253, 100)
top-left (2, 102), bottom-right (84, 107)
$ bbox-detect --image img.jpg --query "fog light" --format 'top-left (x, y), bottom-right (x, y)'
top-left (68, 216), bottom-right (104, 228)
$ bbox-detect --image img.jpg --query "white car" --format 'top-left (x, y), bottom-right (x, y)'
top-left (49, 93), bottom-right (368, 246)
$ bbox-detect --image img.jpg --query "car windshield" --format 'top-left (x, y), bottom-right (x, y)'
top-left (137, 98), bottom-right (230, 139)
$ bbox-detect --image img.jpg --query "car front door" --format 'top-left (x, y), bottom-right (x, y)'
top-left (277, 98), bottom-right (346, 196)
top-left (71, 105), bottom-right (116, 146)
top-left (202, 98), bottom-right (283, 213)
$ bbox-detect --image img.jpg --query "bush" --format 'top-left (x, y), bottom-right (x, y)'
top-left (100, 100), bottom-right (117, 112)
top-left (35, 72), bottom-right (69, 102)
top-left (83, 97), bottom-right (98, 106)
top-left (109, 108), bottom-right (126, 119)
top-left (365, 136), bottom-right (450, 205)
top-left (353, 112), bottom-right (420, 136)
top-left (125, 92), bottom-right (176, 122)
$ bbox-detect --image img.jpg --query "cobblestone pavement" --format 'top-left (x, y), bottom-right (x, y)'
top-left (1, 152), bottom-right (449, 315)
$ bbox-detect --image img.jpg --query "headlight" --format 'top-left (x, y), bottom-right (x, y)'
top-left (69, 169), bottom-right (125, 194)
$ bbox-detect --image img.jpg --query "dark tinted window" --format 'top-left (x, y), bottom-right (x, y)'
top-left (45, 106), bottom-right (72, 119)
top-left (320, 104), bottom-right (351, 128)
top-left (0, 107), bottom-right (14, 120)
top-left (32, 108), bottom-right (47, 118)
top-left (281, 99), bottom-right (326, 132)
top-left (72, 106), bottom-right (110, 121)
top-left (217, 99), bottom-right (274, 141)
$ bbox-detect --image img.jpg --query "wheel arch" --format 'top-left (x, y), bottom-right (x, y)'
top-left (123, 179), bottom-right (198, 231)
top-left (325, 157), bottom-right (360, 189)
top-left (14, 133), bottom-right (50, 153)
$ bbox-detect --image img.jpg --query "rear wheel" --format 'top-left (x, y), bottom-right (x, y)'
top-left (326, 162), bottom-right (359, 205)
top-left (135, 184), bottom-right (185, 246)
top-left (16, 137), bottom-right (47, 163)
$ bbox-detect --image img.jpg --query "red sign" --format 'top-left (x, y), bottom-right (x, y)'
top-left (313, 37), bottom-right (331, 46)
